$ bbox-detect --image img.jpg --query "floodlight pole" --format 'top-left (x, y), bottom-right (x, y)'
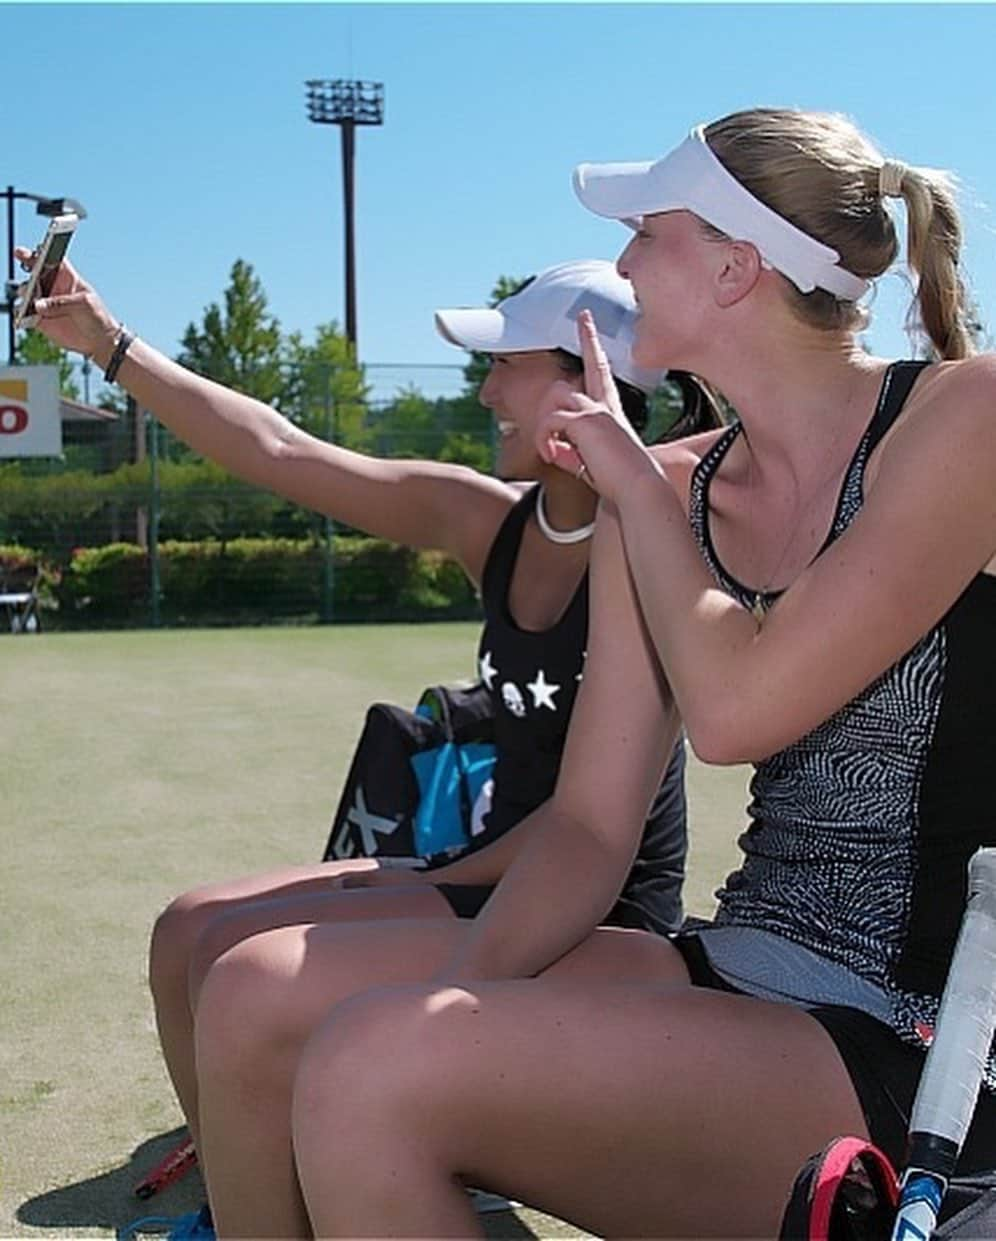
top-left (341, 118), bottom-right (357, 350)
top-left (304, 80), bottom-right (384, 357)
top-left (1, 187), bottom-right (87, 364)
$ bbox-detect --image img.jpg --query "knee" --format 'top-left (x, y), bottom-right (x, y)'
top-left (600, 926), bottom-right (687, 980)
top-left (187, 909), bottom-right (250, 1006)
top-left (293, 984), bottom-right (476, 1139)
top-left (149, 889), bottom-right (214, 1002)
top-left (194, 933), bottom-right (307, 1084)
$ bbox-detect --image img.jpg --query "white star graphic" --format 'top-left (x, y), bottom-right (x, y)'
top-left (479, 650), bottom-right (498, 690)
top-left (526, 668), bottom-right (560, 711)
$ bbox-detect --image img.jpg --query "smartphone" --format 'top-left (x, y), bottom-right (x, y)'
top-left (14, 213), bottom-right (78, 329)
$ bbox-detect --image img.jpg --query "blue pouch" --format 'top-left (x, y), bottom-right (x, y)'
top-left (325, 682), bottom-right (495, 863)
top-left (411, 740), bottom-right (496, 857)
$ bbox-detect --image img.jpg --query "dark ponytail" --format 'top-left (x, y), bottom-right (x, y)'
top-left (659, 371), bottom-right (726, 441)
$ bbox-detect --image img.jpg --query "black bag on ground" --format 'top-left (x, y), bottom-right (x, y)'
top-left (779, 1135), bottom-right (996, 1240)
top-left (779, 1136), bottom-right (898, 1241)
top-left (323, 682), bottom-right (496, 864)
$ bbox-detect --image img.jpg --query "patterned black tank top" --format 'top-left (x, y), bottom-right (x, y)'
top-left (688, 362), bottom-right (996, 1085)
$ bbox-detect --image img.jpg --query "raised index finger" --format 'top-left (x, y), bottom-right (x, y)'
top-left (578, 309), bottom-right (619, 412)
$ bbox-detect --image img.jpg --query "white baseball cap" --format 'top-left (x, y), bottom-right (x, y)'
top-left (574, 127), bottom-right (869, 302)
top-left (434, 259), bottom-right (665, 394)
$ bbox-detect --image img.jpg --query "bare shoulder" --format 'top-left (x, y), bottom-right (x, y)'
top-left (424, 459), bottom-right (520, 506)
top-left (648, 427), bottom-right (730, 509)
top-left (434, 466), bottom-right (523, 581)
top-left (873, 354), bottom-right (996, 472)
top-left (453, 469), bottom-right (525, 534)
top-left (908, 352), bottom-right (996, 416)
top-left (865, 354), bottom-right (996, 528)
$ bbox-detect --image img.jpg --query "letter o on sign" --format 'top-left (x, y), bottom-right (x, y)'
top-left (0, 405), bottom-right (29, 435)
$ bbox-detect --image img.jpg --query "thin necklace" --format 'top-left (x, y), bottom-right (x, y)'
top-left (744, 428), bottom-right (847, 624)
top-left (748, 446), bottom-right (790, 623)
top-left (535, 487), bottom-right (596, 545)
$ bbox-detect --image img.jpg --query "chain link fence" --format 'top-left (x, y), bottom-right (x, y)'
top-left (0, 360), bottom-right (497, 631)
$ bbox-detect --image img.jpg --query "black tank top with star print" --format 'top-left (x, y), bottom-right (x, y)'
top-left (474, 485), bottom-right (687, 934)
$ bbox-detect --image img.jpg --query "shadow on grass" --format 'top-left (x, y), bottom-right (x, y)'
top-left (17, 1126), bottom-right (204, 1234)
top-left (16, 1126), bottom-right (544, 1239)
top-left (480, 1208), bottom-right (544, 1240)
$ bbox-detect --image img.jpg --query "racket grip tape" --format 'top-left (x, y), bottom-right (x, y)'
top-left (890, 849), bottom-right (996, 1241)
top-left (907, 848), bottom-right (996, 1153)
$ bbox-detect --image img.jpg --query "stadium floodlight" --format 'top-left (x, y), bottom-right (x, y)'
top-left (304, 80), bottom-right (385, 354)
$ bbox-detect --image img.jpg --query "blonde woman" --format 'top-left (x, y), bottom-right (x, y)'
top-left (277, 109), bottom-right (996, 1239)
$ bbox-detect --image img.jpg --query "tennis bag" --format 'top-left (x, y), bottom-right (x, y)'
top-left (323, 682), bottom-right (496, 864)
top-left (779, 1136), bottom-right (996, 1240)
top-left (779, 1138), bottom-right (898, 1241)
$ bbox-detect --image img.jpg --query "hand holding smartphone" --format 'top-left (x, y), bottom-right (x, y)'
top-left (14, 213), bottom-right (79, 329)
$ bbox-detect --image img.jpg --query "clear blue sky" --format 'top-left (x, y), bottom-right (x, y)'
top-left (5, 3), bottom-right (996, 401)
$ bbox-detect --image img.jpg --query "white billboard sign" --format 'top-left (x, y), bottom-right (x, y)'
top-left (0, 366), bottom-right (62, 458)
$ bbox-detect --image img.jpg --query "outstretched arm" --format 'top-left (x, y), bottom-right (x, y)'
top-left (436, 502), bottom-right (680, 982)
top-left (22, 253), bottom-right (511, 581)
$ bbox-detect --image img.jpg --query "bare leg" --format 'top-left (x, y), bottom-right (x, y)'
top-left (195, 922), bottom-right (685, 1239)
top-left (148, 861), bottom-right (450, 1148)
top-left (292, 976), bottom-right (869, 1239)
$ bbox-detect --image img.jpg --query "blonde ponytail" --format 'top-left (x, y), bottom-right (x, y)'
top-left (703, 108), bottom-right (981, 358)
top-left (897, 165), bottom-right (977, 360)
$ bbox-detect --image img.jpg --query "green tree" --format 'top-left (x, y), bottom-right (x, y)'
top-left (14, 328), bottom-right (80, 399)
top-left (368, 387), bottom-right (440, 458)
top-left (459, 273), bottom-right (529, 400)
top-left (153, 459), bottom-right (284, 545)
top-left (367, 386), bottom-right (493, 472)
top-left (282, 322), bottom-right (369, 449)
top-left (177, 259), bottom-right (284, 405)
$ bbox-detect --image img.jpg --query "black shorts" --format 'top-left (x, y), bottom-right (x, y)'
top-left (433, 883), bottom-right (494, 919)
top-left (673, 933), bottom-right (996, 1175)
top-left (433, 883), bottom-right (670, 933)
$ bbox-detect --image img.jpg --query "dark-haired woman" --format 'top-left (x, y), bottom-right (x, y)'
top-left (26, 252), bottom-right (722, 1235)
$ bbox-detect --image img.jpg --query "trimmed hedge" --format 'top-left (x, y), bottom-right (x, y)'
top-left (0, 459), bottom-right (298, 559)
top-left (0, 542), bottom-right (42, 576)
top-left (46, 536), bottom-right (480, 628)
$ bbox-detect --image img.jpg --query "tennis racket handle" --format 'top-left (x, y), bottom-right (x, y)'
top-left (891, 1168), bottom-right (945, 1241)
top-left (908, 847), bottom-right (996, 1153)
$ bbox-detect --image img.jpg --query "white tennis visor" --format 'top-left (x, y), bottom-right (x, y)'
top-left (573, 126), bottom-right (869, 302)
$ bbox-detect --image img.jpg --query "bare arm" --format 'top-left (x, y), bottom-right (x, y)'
top-left (539, 319), bottom-right (996, 763)
top-left (615, 358), bottom-right (996, 761)
top-left (437, 504), bottom-right (680, 981)
top-left (417, 819), bottom-right (537, 885)
top-left (26, 257), bottom-right (512, 582)
top-left (344, 818), bottom-right (538, 889)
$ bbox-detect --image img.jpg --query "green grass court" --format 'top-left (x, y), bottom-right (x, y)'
top-left (1, 625), bottom-right (748, 1238)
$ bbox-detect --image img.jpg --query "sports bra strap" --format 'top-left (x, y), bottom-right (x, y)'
top-left (865, 360), bottom-right (931, 454)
